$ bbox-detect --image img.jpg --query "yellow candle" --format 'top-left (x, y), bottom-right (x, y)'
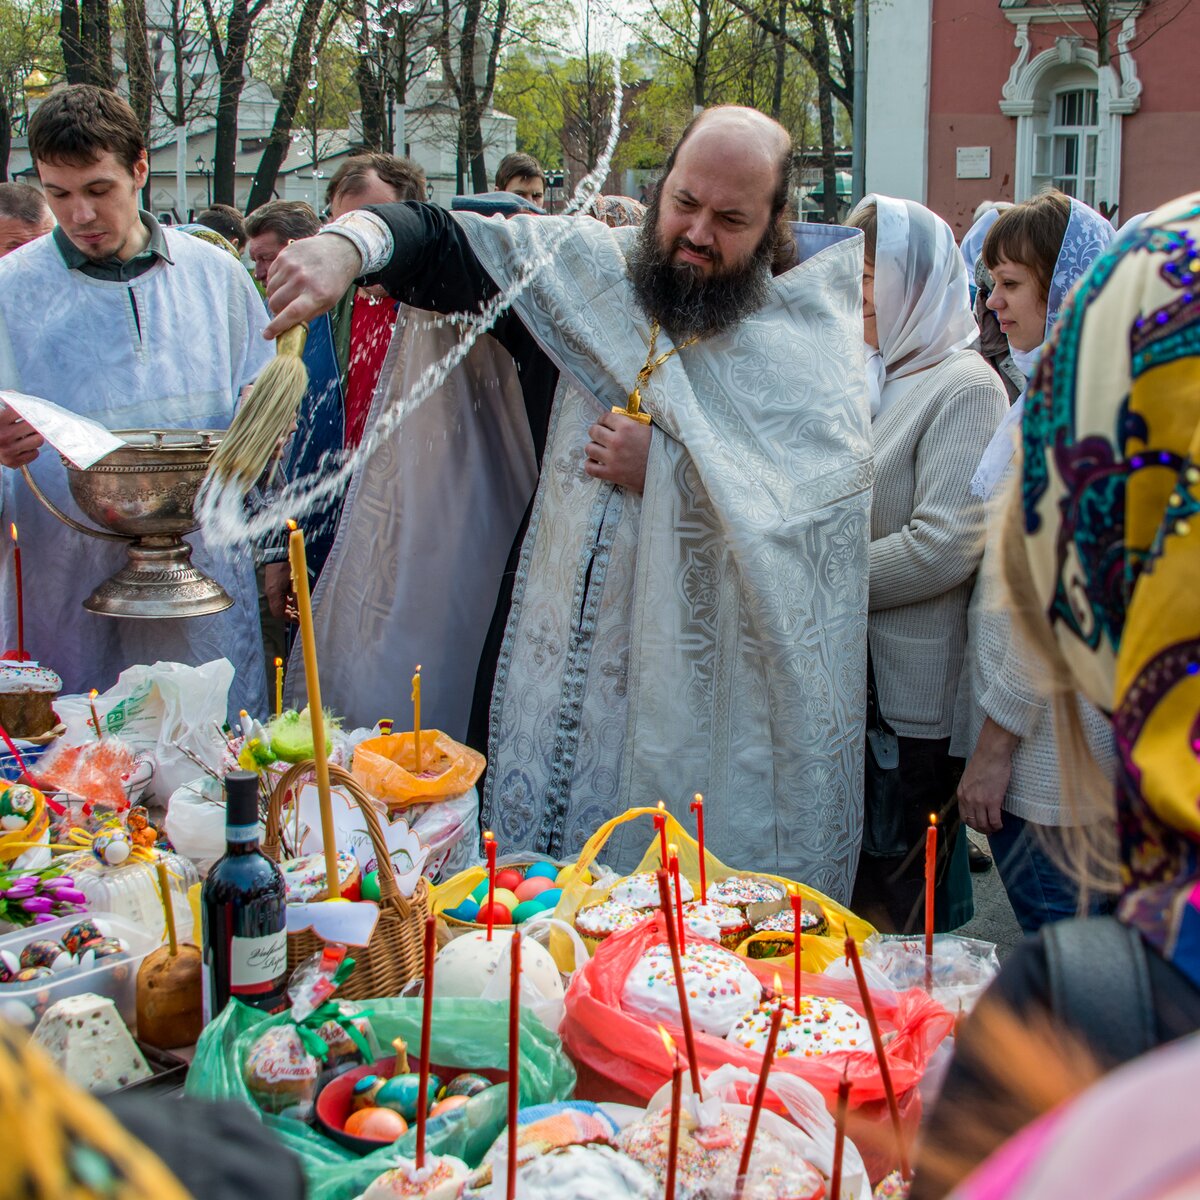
top-left (274, 656), bottom-right (284, 717)
top-left (286, 520), bottom-right (340, 901)
top-left (412, 664), bottom-right (422, 774)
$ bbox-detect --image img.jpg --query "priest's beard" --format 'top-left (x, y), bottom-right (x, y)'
top-left (626, 208), bottom-right (778, 345)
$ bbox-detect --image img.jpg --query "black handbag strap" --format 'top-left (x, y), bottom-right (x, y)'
top-left (1043, 916), bottom-right (1155, 1065)
top-left (866, 648), bottom-right (897, 738)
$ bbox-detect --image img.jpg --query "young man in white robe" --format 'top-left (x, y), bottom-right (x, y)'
top-left (262, 107), bottom-right (871, 901)
top-left (0, 85), bottom-right (271, 718)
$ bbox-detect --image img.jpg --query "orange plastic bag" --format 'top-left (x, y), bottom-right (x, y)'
top-left (351, 731), bottom-right (484, 810)
top-left (549, 806), bottom-right (876, 972)
top-left (561, 913), bottom-right (952, 1151)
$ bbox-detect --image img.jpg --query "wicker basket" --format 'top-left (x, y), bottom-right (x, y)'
top-left (263, 761), bottom-right (429, 1001)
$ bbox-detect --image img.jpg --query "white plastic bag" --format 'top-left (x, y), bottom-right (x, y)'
top-left (57, 660), bottom-right (233, 804)
top-left (644, 1062), bottom-right (872, 1200)
top-left (476, 915), bottom-right (590, 1034)
top-left (164, 776), bottom-right (228, 876)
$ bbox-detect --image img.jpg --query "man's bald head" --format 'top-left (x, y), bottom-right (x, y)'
top-left (0, 184), bottom-right (53, 256)
top-left (664, 106), bottom-right (793, 222)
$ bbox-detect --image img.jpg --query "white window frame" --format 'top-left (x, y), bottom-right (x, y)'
top-left (999, 6), bottom-right (1143, 214)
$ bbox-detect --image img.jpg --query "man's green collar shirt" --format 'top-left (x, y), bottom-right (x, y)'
top-left (53, 210), bottom-right (174, 281)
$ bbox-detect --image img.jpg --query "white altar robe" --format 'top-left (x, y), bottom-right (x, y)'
top-left (0, 231), bottom-right (271, 718)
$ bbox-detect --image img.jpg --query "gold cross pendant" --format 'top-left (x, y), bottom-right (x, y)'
top-left (614, 387), bottom-right (652, 425)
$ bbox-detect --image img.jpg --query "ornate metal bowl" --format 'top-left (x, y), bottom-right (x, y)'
top-left (23, 429), bottom-right (233, 619)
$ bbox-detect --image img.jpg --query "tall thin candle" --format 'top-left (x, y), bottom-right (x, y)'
top-left (88, 689), bottom-right (102, 741)
top-left (845, 936), bottom-right (910, 1179)
top-left (655, 868), bottom-right (702, 1095)
top-left (9, 524), bottom-right (23, 662)
top-left (653, 801), bottom-right (668, 869)
top-left (659, 1026), bottom-right (682, 1200)
top-left (274, 657), bottom-right (283, 717)
top-left (484, 831), bottom-right (498, 942)
top-left (790, 893), bottom-right (804, 1012)
top-left (286, 520), bottom-right (339, 900)
top-left (412, 665), bottom-right (423, 774)
top-left (689, 792), bottom-right (706, 902)
top-left (669, 844), bottom-right (685, 946)
top-left (830, 1067), bottom-right (850, 1200)
top-left (505, 930), bottom-right (521, 1200)
top-left (415, 913), bottom-right (436, 1168)
top-left (925, 814), bottom-right (938, 990)
top-left (734, 979), bottom-right (784, 1197)
top-left (155, 860), bottom-right (178, 956)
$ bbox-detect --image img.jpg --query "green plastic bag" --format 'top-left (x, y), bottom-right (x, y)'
top-left (186, 996), bottom-right (576, 1200)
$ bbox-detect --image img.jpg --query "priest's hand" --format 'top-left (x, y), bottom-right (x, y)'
top-left (0, 404), bottom-right (44, 469)
top-left (584, 411), bottom-right (652, 494)
top-left (956, 717), bottom-right (1019, 835)
top-left (263, 234), bottom-right (363, 339)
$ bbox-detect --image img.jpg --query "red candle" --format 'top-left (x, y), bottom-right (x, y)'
top-left (830, 1067), bottom-right (850, 1200)
top-left (9, 524), bottom-right (23, 662)
top-left (659, 1026), bottom-right (682, 1200)
top-left (689, 792), bottom-right (706, 902)
top-left (484, 830), bottom-right (498, 942)
top-left (655, 867), bottom-right (702, 1095)
top-left (669, 844), bottom-right (685, 946)
top-left (845, 936), bottom-right (910, 1180)
top-left (735, 980), bottom-right (784, 1196)
top-left (505, 929), bottom-right (521, 1200)
top-left (925, 814), bottom-right (938, 990)
top-left (790, 893), bottom-right (804, 1012)
top-left (415, 913), bottom-right (436, 1168)
top-left (653, 801), bottom-right (668, 868)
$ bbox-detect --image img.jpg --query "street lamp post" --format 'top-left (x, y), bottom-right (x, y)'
top-left (195, 154), bottom-right (212, 207)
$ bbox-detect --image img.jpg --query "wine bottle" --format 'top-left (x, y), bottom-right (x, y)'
top-left (201, 770), bottom-right (288, 1023)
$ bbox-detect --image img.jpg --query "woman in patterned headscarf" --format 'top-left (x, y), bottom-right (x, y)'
top-left (913, 193), bottom-right (1200, 1199)
top-left (954, 192), bottom-right (1116, 935)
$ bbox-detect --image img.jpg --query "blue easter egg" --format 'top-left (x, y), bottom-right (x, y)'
top-left (524, 862), bottom-right (558, 881)
top-left (444, 897), bottom-right (480, 922)
top-left (533, 888), bottom-right (562, 909)
top-left (376, 1073), bottom-right (441, 1120)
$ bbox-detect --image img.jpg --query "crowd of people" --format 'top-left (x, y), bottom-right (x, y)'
top-left (0, 81), bottom-right (1197, 1194)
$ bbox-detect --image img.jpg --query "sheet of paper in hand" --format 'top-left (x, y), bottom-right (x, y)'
top-left (0, 390), bottom-right (126, 469)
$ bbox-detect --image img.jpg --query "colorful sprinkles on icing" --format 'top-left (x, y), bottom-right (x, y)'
top-left (726, 994), bottom-right (870, 1058)
top-left (707, 875), bottom-right (786, 909)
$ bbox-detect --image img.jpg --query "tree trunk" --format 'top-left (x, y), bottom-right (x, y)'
top-left (247, 0), bottom-right (325, 211)
top-left (80, 0), bottom-right (113, 87)
top-left (60, 0), bottom-right (85, 84)
top-left (771, 0), bottom-right (786, 120)
top-left (813, 14), bottom-right (838, 222)
top-left (355, 0), bottom-right (386, 149)
top-left (124, 0), bottom-right (154, 139)
top-left (467, 106), bottom-right (487, 192)
top-left (212, 0), bottom-right (253, 206)
top-left (694, 0), bottom-right (710, 108)
top-left (0, 93), bottom-right (10, 181)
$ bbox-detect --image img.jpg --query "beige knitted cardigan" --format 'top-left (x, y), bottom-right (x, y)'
top-left (868, 349), bottom-right (1006, 739)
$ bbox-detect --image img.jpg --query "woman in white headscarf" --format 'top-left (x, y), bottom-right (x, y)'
top-left (955, 190), bottom-right (1116, 934)
top-left (848, 195), bottom-right (1007, 933)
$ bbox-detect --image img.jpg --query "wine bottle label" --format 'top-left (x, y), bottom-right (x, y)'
top-left (230, 930), bottom-right (288, 994)
top-left (227, 822), bottom-right (261, 845)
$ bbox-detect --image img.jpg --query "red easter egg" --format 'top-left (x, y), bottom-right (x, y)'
top-left (344, 1107), bottom-right (409, 1142)
top-left (476, 901), bottom-right (512, 926)
top-left (341, 876), bottom-right (362, 902)
top-left (493, 868), bottom-right (524, 892)
top-left (514, 876), bottom-right (554, 903)
top-left (431, 1095), bottom-right (470, 1117)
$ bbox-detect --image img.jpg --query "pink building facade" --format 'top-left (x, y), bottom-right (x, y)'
top-left (866, 0), bottom-right (1200, 237)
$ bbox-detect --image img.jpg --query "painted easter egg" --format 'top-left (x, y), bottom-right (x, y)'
top-left (92, 829), bottom-right (132, 866)
top-left (514, 877), bottom-right (554, 903)
top-left (375, 1072), bottom-right (441, 1120)
top-left (533, 888), bottom-right (562, 910)
top-left (61, 919), bottom-right (110, 956)
top-left (431, 1094), bottom-right (470, 1118)
top-left (443, 898), bottom-right (480, 923)
top-left (0, 785), bottom-right (38, 831)
top-left (19, 940), bottom-right (71, 973)
top-left (360, 871), bottom-right (381, 902)
top-left (510, 900), bottom-right (544, 924)
top-left (493, 868), bottom-right (524, 892)
top-left (440, 1072), bottom-right (491, 1100)
top-left (523, 862), bottom-right (559, 882)
top-left (475, 901), bottom-right (511, 927)
top-left (344, 1106), bottom-right (408, 1142)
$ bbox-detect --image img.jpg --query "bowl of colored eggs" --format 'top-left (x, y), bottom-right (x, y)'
top-left (314, 1051), bottom-right (503, 1154)
top-left (439, 860), bottom-right (589, 931)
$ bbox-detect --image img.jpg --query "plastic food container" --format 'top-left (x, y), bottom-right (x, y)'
top-left (0, 912), bottom-right (157, 1033)
top-left (58, 851), bottom-right (199, 944)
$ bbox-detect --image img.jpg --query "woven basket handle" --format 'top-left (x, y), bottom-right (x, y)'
top-left (265, 760), bottom-right (414, 919)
